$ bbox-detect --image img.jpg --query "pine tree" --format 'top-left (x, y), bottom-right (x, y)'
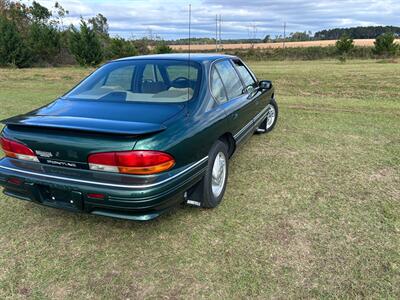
top-left (28, 23), bottom-right (61, 64)
top-left (336, 35), bottom-right (355, 62)
top-left (373, 32), bottom-right (399, 57)
top-left (0, 17), bottom-right (31, 67)
top-left (107, 37), bottom-right (138, 60)
top-left (69, 19), bottom-right (103, 66)
top-left (154, 41), bottom-right (172, 54)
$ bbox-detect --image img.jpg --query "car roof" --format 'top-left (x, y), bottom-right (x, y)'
top-left (114, 53), bottom-right (237, 63)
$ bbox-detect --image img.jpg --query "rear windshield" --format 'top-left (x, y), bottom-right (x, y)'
top-left (63, 59), bottom-right (201, 103)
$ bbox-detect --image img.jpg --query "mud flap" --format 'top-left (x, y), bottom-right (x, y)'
top-left (185, 178), bottom-right (204, 207)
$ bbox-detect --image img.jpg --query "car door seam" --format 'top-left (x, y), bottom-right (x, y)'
top-left (233, 105), bottom-right (270, 141)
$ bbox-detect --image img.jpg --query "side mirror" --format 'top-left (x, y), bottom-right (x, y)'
top-left (259, 80), bottom-right (273, 91)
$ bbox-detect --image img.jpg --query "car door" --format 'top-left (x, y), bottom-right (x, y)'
top-left (231, 58), bottom-right (264, 117)
top-left (211, 59), bottom-right (255, 143)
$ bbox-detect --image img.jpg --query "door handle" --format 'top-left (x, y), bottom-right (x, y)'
top-left (231, 113), bottom-right (239, 120)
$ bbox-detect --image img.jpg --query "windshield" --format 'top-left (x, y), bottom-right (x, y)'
top-left (64, 59), bottom-right (201, 103)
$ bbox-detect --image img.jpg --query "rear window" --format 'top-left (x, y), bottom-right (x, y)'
top-left (64, 60), bottom-right (201, 103)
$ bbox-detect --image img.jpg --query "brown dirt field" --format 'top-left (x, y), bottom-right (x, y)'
top-left (170, 39), bottom-right (400, 51)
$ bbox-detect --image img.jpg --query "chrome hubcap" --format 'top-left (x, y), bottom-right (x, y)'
top-left (211, 152), bottom-right (227, 198)
top-left (265, 104), bottom-right (276, 130)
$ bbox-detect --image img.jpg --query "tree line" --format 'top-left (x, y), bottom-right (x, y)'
top-left (315, 26), bottom-right (400, 40)
top-left (171, 26), bottom-right (400, 45)
top-left (0, 0), bottom-right (172, 68)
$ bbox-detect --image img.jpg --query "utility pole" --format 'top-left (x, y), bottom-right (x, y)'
top-left (248, 23), bottom-right (258, 48)
top-left (216, 15), bottom-right (218, 52)
top-left (219, 15), bottom-right (222, 50)
top-left (188, 4), bottom-right (191, 55)
top-left (283, 22), bottom-right (286, 49)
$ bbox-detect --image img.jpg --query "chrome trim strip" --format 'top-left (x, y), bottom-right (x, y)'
top-left (0, 156), bottom-right (209, 189)
top-left (254, 105), bottom-right (270, 123)
top-left (234, 105), bottom-right (270, 140)
top-left (233, 118), bottom-right (254, 140)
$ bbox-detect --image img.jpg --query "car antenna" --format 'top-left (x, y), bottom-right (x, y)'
top-left (187, 4), bottom-right (192, 102)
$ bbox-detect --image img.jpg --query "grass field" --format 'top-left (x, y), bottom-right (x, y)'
top-left (0, 60), bottom-right (399, 299)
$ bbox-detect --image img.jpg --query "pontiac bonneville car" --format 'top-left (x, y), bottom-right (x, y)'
top-left (0, 54), bottom-right (278, 221)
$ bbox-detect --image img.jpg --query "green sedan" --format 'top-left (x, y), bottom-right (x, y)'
top-left (0, 54), bottom-right (278, 221)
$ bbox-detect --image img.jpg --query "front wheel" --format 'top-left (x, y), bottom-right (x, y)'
top-left (201, 140), bottom-right (229, 208)
top-left (258, 99), bottom-right (278, 133)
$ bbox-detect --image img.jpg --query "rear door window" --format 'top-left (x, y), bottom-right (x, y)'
top-left (210, 66), bottom-right (228, 103)
top-left (214, 60), bottom-right (244, 100)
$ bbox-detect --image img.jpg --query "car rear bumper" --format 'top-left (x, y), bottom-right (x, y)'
top-left (0, 157), bottom-right (208, 221)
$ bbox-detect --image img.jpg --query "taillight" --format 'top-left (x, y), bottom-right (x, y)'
top-left (88, 150), bottom-right (175, 175)
top-left (87, 193), bottom-right (105, 200)
top-left (0, 137), bottom-right (39, 162)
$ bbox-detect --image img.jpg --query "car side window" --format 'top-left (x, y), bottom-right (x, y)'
top-left (104, 66), bottom-right (135, 90)
top-left (210, 66), bottom-right (228, 103)
top-left (166, 65), bottom-right (198, 82)
top-left (140, 64), bottom-right (169, 94)
top-left (233, 60), bottom-right (256, 92)
top-left (214, 60), bottom-right (244, 100)
top-left (142, 64), bottom-right (163, 83)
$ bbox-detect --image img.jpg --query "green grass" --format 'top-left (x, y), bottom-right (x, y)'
top-left (0, 60), bottom-right (399, 299)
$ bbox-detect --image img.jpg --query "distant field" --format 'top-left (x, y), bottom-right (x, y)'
top-left (0, 60), bottom-right (399, 298)
top-left (171, 39), bottom-right (400, 51)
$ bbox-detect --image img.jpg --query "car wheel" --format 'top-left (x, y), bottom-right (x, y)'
top-left (201, 140), bottom-right (229, 208)
top-left (258, 99), bottom-right (278, 133)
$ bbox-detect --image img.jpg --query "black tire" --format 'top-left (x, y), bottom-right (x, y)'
top-left (201, 140), bottom-right (229, 208)
top-left (258, 99), bottom-right (278, 133)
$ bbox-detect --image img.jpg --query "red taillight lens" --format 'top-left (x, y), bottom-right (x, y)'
top-left (0, 137), bottom-right (39, 162)
top-left (88, 150), bottom-right (175, 175)
top-left (7, 178), bottom-right (23, 186)
top-left (0, 137), bottom-right (11, 152)
top-left (87, 193), bottom-right (105, 200)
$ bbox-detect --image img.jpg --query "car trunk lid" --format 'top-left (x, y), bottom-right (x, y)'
top-left (1, 99), bottom-right (184, 169)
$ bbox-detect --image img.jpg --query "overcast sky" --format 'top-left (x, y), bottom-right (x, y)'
top-left (24, 0), bottom-right (400, 40)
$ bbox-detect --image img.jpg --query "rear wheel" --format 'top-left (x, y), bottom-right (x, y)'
top-left (258, 99), bottom-right (278, 133)
top-left (201, 140), bottom-right (229, 208)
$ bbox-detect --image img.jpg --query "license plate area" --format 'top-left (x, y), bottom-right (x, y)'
top-left (37, 185), bottom-right (83, 211)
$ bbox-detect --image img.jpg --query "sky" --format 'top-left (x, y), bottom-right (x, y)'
top-left (23, 0), bottom-right (400, 40)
